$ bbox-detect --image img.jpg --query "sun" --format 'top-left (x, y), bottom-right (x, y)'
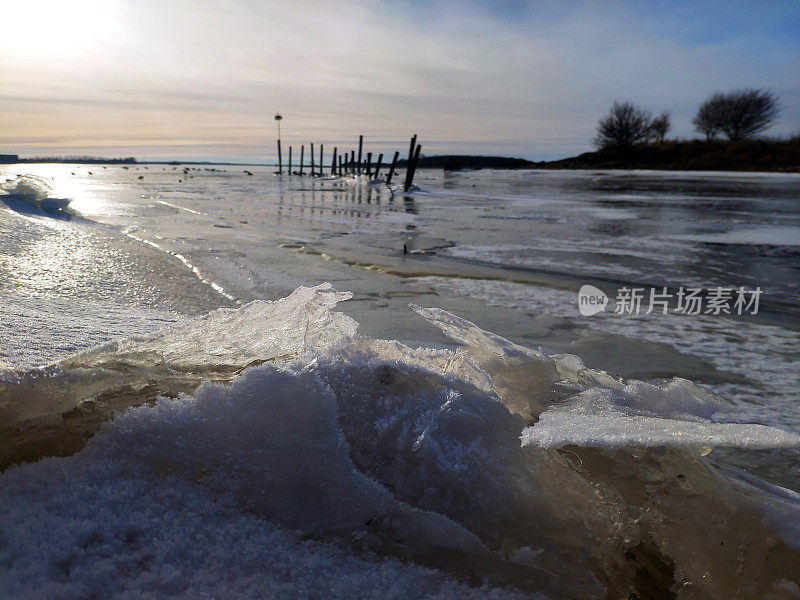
top-left (0, 0), bottom-right (120, 60)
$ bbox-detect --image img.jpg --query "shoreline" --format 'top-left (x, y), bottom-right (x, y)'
top-left (5, 136), bottom-right (799, 173)
top-left (532, 138), bottom-right (800, 173)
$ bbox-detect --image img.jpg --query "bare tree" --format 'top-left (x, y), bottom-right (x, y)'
top-left (594, 101), bottom-right (653, 149)
top-left (693, 96), bottom-right (722, 139)
top-left (648, 111), bottom-right (671, 142)
top-left (693, 89), bottom-right (780, 141)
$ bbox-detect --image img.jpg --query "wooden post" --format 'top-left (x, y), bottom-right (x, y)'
top-left (277, 139), bottom-right (283, 174)
top-left (403, 134), bottom-right (417, 191)
top-left (366, 152), bottom-right (372, 177)
top-left (386, 151), bottom-right (399, 184)
top-left (310, 143), bottom-right (315, 176)
top-left (331, 147), bottom-right (338, 175)
top-left (374, 153), bottom-right (383, 179)
top-left (299, 145), bottom-right (304, 175)
top-left (405, 143), bottom-right (422, 192)
top-left (357, 135), bottom-right (363, 174)
top-left (319, 144), bottom-right (324, 177)
top-left (350, 151), bottom-right (355, 175)
top-left (339, 155), bottom-right (343, 175)
top-left (288, 146), bottom-right (292, 174)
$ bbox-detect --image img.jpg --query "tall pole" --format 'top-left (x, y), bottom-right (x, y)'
top-left (386, 151), bottom-right (399, 185)
top-left (405, 143), bottom-right (421, 192)
top-left (357, 135), bottom-right (363, 174)
top-left (299, 145), bottom-right (305, 176)
top-left (403, 134), bottom-right (417, 191)
top-left (288, 146), bottom-right (292, 174)
top-left (319, 144), bottom-right (324, 177)
top-left (331, 147), bottom-right (338, 175)
top-left (310, 143), bottom-right (315, 176)
top-left (274, 113), bottom-right (283, 173)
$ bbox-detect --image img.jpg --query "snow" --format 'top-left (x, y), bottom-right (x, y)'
top-left (0, 357), bottom-right (538, 599)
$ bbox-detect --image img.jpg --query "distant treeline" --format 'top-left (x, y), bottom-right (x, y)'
top-left (397, 155), bottom-right (535, 170)
top-left (557, 87), bottom-right (800, 171)
top-left (18, 156), bottom-right (138, 164)
top-left (534, 137), bottom-right (800, 172)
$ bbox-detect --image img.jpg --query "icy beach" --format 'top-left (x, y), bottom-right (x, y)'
top-left (1, 165), bottom-right (800, 598)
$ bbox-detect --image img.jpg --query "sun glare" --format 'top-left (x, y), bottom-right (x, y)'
top-left (0, 0), bottom-right (120, 59)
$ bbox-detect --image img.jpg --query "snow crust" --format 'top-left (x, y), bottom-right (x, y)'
top-left (0, 368), bottom-right (529, 599)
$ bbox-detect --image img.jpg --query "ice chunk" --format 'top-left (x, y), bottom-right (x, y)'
top-left (102, 364), bottom-right (489, 560)
top-left (406, 305), bottom-right (794, 452)
top-left (522, 382), bottom-right (799, 450)
top-left (0, 174), bottom-right (52, 202)
top-left (0, 284), bottom-right (357, 470)
top-left (305, 353), bottom-right (605, 597)
top-left (0, 376), bottom-right (532, 599)
top-left (410, 304), bottom-right (569, 421)
top-left (411, 304), bottom-right (549, 360)
top-left (63, 282), bottom-right (357, 373)
top-left (523, 408), bottom-right (800, 450)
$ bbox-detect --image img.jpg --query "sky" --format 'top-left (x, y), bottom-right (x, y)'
top-left (1, 0), bottom-right (798, 162)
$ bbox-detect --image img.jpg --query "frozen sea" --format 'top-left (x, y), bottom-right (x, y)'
top-left (1, 164), bottom-right (799, 599)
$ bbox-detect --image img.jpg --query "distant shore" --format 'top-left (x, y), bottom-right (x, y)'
top-left (393, 139), bottom-right (800, 173)
top-left (12, 156), bottom-right (138, 165)
top-left (4, 138), bottom-right (798, 173)
top-left (532, 138), bottom-right (800, 173)
top-left (397, 155), bottom-right (536, 170)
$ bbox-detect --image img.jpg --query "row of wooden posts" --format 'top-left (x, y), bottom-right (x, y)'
top-left (276, 134), bottom-right (422, 192)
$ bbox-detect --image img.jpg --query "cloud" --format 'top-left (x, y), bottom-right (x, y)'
top-left (1, 0), bottom-right (797, 161)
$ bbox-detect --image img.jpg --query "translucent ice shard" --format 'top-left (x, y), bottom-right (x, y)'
top-left (410, 305), bottom-right (569, 421)
top-left (0, 284), bottom-right (357, 469)
top-left (62, 282), bottom-right (357, 373)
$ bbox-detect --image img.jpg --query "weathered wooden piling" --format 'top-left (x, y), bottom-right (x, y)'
top-left (402, 135), bottom-right (417, 191)
top-left (299, 145), bottom-right (305, 175)
top-left (386, 151), bottom-right (399, 184)
top-left (403, 143), bottom-right (422, 192)
top-left (405, 144), bottom-right (422, 191)
top-left (281, 132), bottom-right (419, 186)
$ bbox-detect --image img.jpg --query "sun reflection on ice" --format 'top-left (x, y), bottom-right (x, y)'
top-left (1, 164), bottom-right (120, 217)
top-left (1, 224), bottom-right (110, 300)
